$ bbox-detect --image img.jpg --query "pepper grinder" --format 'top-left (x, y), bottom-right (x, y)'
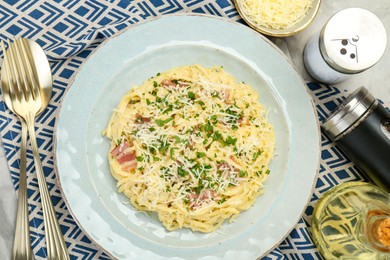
top-left (322, 86), bottom-right (390, 192)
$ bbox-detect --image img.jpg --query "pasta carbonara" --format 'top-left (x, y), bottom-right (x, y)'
top-left (105, 65), bottom-right (275, 232)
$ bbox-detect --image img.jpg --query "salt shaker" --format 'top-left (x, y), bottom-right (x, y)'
top-left (322, 87), bottom-right (390, 192)
top-left (304, 8), bottom-right (387, 84)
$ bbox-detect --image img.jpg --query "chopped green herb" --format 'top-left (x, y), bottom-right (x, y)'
top-left (156, 117), bottom-right (173, 127)
top-left (136, 156), bottom-right (143, 162)
top-left (204, 164), bottom-right (212, 170)
top-left (196, 152), bottom-right (206, 158)
top-left (190, 163), bottom-right (202, 176)
top-left (202, 121), bottom-right (213, 133)
top-left (153, 81), bottom-right (158, 88)
top-left (196, 101), bottom-right (206, 110)
top-left (239, 170), bottom-right (247, 177)
top-left (212, 131), bottom-right (222, 141)
top-left (252, 150), bottom-right (263, 161)
top-left (218, 198), bottom-right (226, 204)
top-left (170, 147), bottom-right (177, 159)
top-left (163, 104), bottom-right (173, 114)
top-left (194, 184), bottom-right (204, 194)
top-left (212, 91), bottom-right (220, 98)
top-left (146, 99), bottom-right (151, 105)
top-left (188, 91), bottom-right (196, 100)
top-left (265, 169), bottom-right (270, 175)
top-left (224, 136), bottom-right (237, 146)
top-left (158, 141), bottom-right (169, 154)
top-left (210, 115), bottom-right (218, 125)
top-left (174, 135), bottom-right (182, 143)
top-left (177, 167), bottom-right (188, 177)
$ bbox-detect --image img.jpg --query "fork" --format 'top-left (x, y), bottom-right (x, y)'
top-left (1, 42), bottom-right (32, 260)
top-left (1, 41), bottom-right (32, 260)
top-left (1, 38), bottom-right (70, 260)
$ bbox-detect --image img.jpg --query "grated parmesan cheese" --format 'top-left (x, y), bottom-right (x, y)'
top-left (237, 0), bottom-right (313, 30)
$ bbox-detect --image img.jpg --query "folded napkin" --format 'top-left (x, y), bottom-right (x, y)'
top-left (0, 1), bottom-right (377, 259)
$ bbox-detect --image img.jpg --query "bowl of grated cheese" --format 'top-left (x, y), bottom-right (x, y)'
top-left (234, 0), bottom-right (321, 37)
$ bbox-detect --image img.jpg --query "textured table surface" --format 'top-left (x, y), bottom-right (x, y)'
top-left (0, 0), bottom-right (389, 259)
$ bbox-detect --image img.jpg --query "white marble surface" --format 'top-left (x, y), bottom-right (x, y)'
top-left (278, 0), bottom-right (390, 105)
top-left (0, 1), bottom-right (389, 259)
top-left (0, 139), bottom-right (16, 259)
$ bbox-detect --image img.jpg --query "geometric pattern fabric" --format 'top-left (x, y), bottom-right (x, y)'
top-left (0, 1), bottom-right (381, 259)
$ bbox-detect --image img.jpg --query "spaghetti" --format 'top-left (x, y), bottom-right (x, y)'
top-left (105, 65), bottom-right (275, 232)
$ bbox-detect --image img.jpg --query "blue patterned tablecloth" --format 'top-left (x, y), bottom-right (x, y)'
top-left (0, 1), bottom-right (376, 259)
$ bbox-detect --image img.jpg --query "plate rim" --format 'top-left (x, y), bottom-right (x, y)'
top-left (53, 13), bottom-right (321, 259)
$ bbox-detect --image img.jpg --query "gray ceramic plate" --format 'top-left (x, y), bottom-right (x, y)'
top-left (55, 14), bottom-right (320, 259)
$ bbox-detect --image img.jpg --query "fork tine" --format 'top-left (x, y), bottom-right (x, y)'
top-left (0, 41), bottom-right (14, 106)
top-left (13, 38), bottom-right (33, 103)
top-left (17, 38), bottom-right (40, 102)
top-left (1, 41), bottom-right (10, 91)
top-left (3, 40), bottom-right (20, 104)
top-left (6, 39), bottom-right (25, 102)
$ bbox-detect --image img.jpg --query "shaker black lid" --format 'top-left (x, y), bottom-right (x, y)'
top-left (322, 87), bottom-right (377, 140)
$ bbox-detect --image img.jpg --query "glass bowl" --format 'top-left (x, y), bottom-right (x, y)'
top-left (234, 0), bottom-right (322, 37)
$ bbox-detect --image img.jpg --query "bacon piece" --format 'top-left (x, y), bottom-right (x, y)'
top-left (199, 189), bottom-right (218, 201)
top-left (218, 161), bottom-right (239, 180)
top-left (120, 159), bottom-right (137, 171)
top-left (218, 162), bottom-right (238, 173)
top-left (116, 151), bottom-right (136, 165)
top-left (221, 88), bottom-right (231, 102)
top-left (135, 114), bottom-right (151, 124)
top-left (111, 141), bottom-right (137, 171)
top-left (238, 116), bottom-right (249, 126)
top-left (111, 142), bottom-right (130, 157)
top-left (187, 193), bottom-right (199, 200)
top-left (187, 138), bottom-right (194, 149)
top-left (188, 189), bottom-right (219, 209)
top-left (161, 79), bottom-right (176, 88)
top-left (160, 79), bottom-right (189, 89)
top-left (176, 160), bottom-right (183, 167)
top-left (229, 155), bottom-right (237, 163)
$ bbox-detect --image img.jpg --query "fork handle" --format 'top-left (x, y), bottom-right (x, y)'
top-left (12, 120), bottom-right (33, 260)
top-left (26, 113), bottom-right (70, 260)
